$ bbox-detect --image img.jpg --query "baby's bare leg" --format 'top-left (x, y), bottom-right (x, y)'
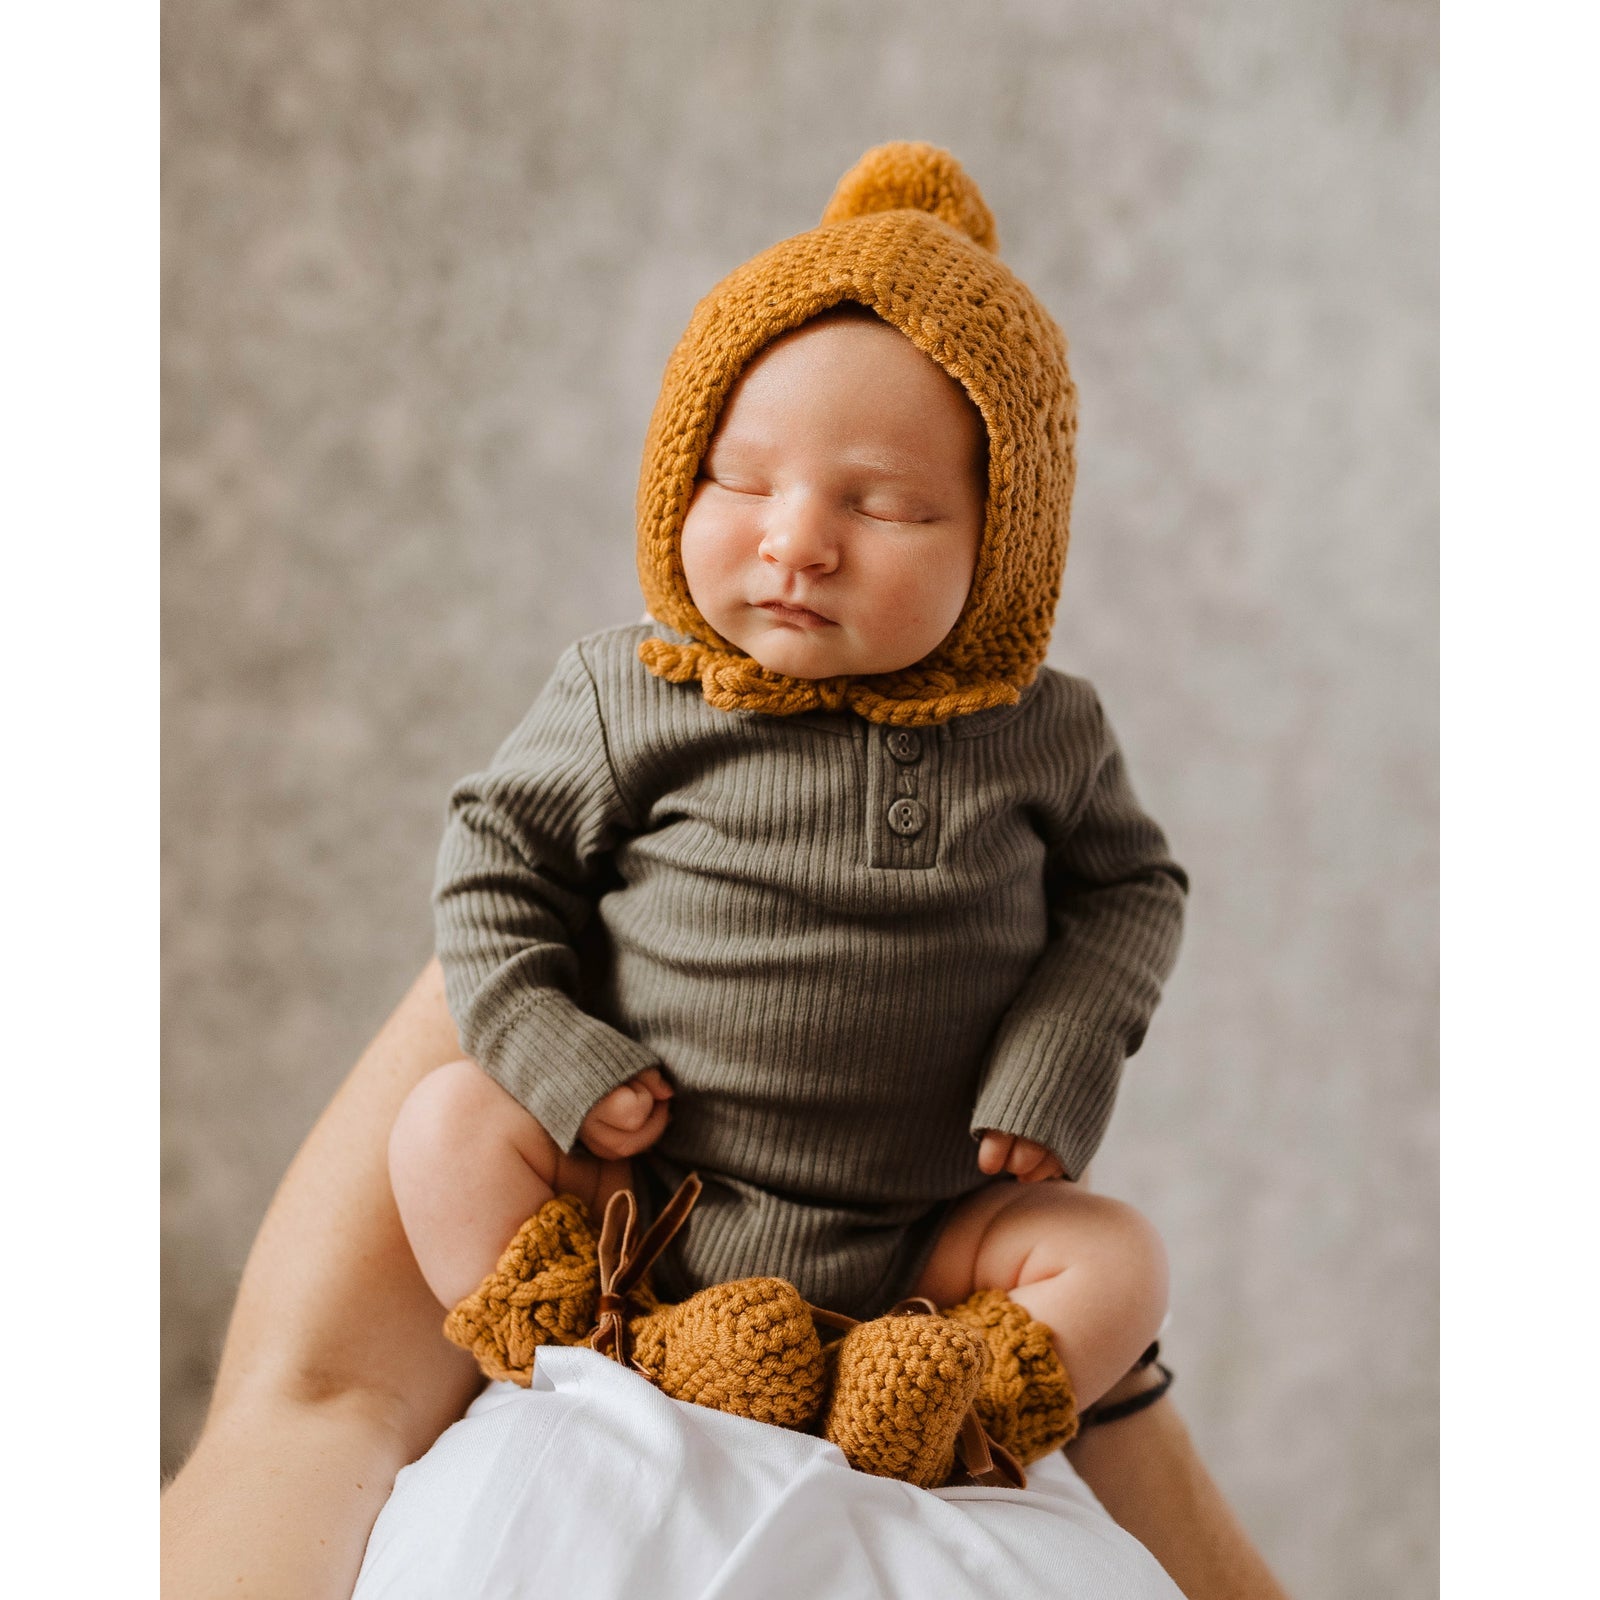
top-left (388, 1059), bottom-right (630, 1308)
top-left (912, 1180), bottom-right (1168, 1410)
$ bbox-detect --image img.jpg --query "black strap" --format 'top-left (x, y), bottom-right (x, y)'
top-left (1076, 1342), bottom-right (1174, 1431)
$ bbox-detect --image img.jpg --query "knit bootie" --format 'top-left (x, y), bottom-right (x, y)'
top-left (443, 1192), bottom-right (828, 1425)
top-left (942, 1289), bottom-right (1079, 1463)
top-left (443, 1194), bottom-right (601, 1385)
top-left (821, 1309), bottom-right (988, 1488)
top-left (627, 1276), bottom-right (828, 1429)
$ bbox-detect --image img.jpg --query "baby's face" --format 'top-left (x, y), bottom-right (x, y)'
top-left (679, 314), bottom-right (986, 681)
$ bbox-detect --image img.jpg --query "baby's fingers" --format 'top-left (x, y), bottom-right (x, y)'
top-left (977, 1131), bottom-right (1014, 1175)
top-left (1016, 1150), bottom-right (1065, 1183)
top-left (582, 1097), bottom-right (670, 1160)
top-left (635, 1067), bottom-right (674, 1103)
top-left (1006, 1137), bottom-right (1050, 1177)
top-left (592, 1079), bottom-right (654, 1131)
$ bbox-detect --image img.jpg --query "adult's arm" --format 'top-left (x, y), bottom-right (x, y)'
top-left (1066, 1379), bottom-right (1291, 1599)
top-left (161, 960), bottom-right (480, 1600)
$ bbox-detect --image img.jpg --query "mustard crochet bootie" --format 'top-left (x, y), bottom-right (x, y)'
top-left (628, 1276), bottom-right (828, 1429)
top-left (821, 1309), bottom-right (988, 1488)
top-left (942, 1289), bottom-right (1079, 1463)
top-left (443, 1193), bottom-right (601, 1385)
top-left (444, 1194), bottom-right (827, 1426)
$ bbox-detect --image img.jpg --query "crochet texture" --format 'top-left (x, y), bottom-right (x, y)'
top-left (821, 1310), bottom-right (988, 1489)
top-left (629, 1276), bottom-right (827, 1428)
top-left (944, 1287), bottom-right (1080, 1462)
top-left (636, 140), bottom-right (1079, 727)
top-left (444, 1196), bottom-right (827, 1428)
top-left (443, 1197), bottom-right (1080, 1479)
top-left (442, 1193), bottom-right (601, 1385)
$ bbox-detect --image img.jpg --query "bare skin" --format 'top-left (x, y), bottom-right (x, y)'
top-left (911, 1172), bottom-right (1169, 1410)
top-left (389, 1059), bottom-right (643, 1307)
top-left (1071, 1387), bottom-right (1292, 1600)
top-left (166, 317), bottom-right (1286, 1596)
top-left (392, 312), bottom-right (1167, 1403)
top-left (391, 1057), bottom-right (1166, 1410)
top-left (163, 962), bottom-right (475, 1600)
top-left (679, 312), bottom-right (987, 682)
top-left (163, 962), bottom-right (1288, 1600)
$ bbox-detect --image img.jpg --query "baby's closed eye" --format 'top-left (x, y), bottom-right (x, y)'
top-left (854, 499), bottom-right (937, 524)
top-left (702, 472), bottom-right (770, 497)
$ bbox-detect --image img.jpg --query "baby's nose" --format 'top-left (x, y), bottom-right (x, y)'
top-left (759, 495), bottom-right (840, 572)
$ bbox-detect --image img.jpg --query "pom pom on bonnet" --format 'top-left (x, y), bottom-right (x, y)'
top-left (636, 141), bottom-right (1078, 727)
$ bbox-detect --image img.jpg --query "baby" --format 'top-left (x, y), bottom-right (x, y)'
top-left (390, 143), bottom-right (1187, 1486)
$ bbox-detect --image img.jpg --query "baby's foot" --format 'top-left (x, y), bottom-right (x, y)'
top-left (821, 1310), bottom-right (986, 1488)
top-left (443, 1194), bottom-right (600, 1385)
top-left (627, 1277), bottom-right (827, 1429)
top-left (942, 1289), bottom-right (1078, 1462)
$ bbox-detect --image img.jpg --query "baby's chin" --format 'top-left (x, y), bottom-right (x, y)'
top-left (739, 633), bottom-right (914, 681)
top-left (723, 620), bottom-right (851, 680)
top-left (742, 641), bottom-right (854, 680)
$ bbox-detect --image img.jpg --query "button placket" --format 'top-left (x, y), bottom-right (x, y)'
top-left (867, 724), bottom-right (940, 869)
top-left (886, 729), bottom-right (923, 764)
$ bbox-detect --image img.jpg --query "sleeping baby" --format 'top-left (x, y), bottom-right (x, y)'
top-left (388, 141), bottom-right (1187, 1487)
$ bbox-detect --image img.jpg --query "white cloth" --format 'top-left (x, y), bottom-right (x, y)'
top-left (354, 1348), bottom-right (1181, 1600)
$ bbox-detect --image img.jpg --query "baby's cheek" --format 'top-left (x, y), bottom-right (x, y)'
top-left (680, 514), bottom-right (737, 608)
top-left (893, 543), bottom-right (971, 615)
top-left (926, 544), bottom-right (981, 620)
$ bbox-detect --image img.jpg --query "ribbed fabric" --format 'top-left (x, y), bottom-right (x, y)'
top-left (435, 623), bottom-right (1186, 1318)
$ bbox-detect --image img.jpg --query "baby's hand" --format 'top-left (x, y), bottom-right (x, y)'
top-left (977, 1130), bottom-right (1065, 1183)
top-left (578, 1067), bottom-right (674, 1160)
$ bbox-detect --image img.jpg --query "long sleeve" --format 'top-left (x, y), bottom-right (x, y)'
top-left (433, 641), bottom-right (661, 1151)
top-left (970, 692), bottom-right (1188, 1179)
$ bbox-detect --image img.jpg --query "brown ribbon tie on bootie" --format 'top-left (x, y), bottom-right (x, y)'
top-left (588, 1177), bottom-right (1023, 1489)
top-left (588, 1173), bottom-right (703, 1372)
top-left (811, 1296), bottom-right (1027, 1492)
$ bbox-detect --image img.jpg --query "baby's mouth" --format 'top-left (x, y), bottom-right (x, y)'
top-left (757, 600), bottom-right (836, 628)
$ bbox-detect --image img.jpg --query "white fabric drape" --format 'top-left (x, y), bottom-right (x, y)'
top-left (355, 1348), bottom-right (1181, 1600)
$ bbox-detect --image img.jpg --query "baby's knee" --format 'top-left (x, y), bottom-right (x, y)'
top-left (1012, 1189), bottom-right (1169, 1341)
top-left (389, 1059), bottom-right (538, 1189)
top-left (1072, 1193), bottom-right (1170, 1338)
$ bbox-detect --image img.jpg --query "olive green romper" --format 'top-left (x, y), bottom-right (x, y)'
top-left (436, 623), bottom-right (1186, 1317)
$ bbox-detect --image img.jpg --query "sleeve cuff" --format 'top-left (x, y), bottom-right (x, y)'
top-left (470, 988), bottom-right (662, 1153)
top-left (970, 1018), bottom-right (1126, 1180)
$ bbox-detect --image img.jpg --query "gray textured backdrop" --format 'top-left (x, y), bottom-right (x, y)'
top-left (161, 3), bottom-right (1438, 1595)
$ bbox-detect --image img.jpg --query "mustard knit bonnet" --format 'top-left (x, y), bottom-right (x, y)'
top-left (636, 141), bottom-right (1078, 727)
